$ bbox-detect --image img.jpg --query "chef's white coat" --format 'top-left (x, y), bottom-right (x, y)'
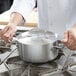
top-left (10, 0), bottom-right (76, 36)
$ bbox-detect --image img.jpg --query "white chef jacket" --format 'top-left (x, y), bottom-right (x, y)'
top-left (10, 0), bottom-right (76, 36)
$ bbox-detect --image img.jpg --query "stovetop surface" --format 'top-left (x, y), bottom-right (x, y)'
top-left (4, 53), bottom-right (76, 76)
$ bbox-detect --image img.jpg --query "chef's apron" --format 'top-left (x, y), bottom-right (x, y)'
top-left (37, 0), bottom-right (76, 36)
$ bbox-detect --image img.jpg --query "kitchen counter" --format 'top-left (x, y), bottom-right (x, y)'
top-left (0, 9), bottom-right (38, 27)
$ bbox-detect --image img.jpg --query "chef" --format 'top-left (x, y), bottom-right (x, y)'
top-left (0, 0), bottom-right (76, 50)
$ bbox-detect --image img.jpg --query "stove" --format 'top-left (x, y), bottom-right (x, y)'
top-left (4, 56), bottom-right (58, 76)
top-left (3, 50), bottom-right (76, 76)
top-left (0, 31), bottom-right (76, 76)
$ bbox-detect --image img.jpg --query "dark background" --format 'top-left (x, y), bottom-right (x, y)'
top-left (0, 0), bottom-right (37, 14)
top-left (0, 0), bottom-right (13, 14)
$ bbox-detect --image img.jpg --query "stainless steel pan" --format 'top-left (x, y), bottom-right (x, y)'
top-left (14, 29), bottom-right (60, 63)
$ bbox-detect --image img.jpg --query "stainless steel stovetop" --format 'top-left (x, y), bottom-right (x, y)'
top-left (0, 31), bottom-right (76, 76)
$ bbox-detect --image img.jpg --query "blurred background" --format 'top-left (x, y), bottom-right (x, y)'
top-left (0, 0), bottom-right (38, 27)
top-left (0, 0), bottom-right (13, 14)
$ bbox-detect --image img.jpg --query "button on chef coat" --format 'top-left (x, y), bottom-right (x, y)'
top-left (10, 0), bottom-right (76, 36)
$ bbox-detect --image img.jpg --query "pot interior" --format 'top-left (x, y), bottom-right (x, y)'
top-left (17, 37), bottom-right (52, 45)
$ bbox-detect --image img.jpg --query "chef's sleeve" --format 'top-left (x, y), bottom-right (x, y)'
top-left (10, 0), bottom-right (35, 21)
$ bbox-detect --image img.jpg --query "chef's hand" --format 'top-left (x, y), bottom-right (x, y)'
top-left (62, 25), bottom-right (76, 50)
top-left (0, 23), bottom-right (17, 43)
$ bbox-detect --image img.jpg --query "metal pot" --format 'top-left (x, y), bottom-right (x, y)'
top-left (15, 29), bottom-right (59, 63)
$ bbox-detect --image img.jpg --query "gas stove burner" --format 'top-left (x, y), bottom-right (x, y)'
top-left (67, 64), bottom-right (76, 76)
top-left (67, 54), bottom-right (76, 75)
top-left (5, 56), bottom-right (58, 76)
top-left (0, 40), bottom-right (11, 53)
top-left (5, 56), bottom-right (26, 76)
top-left (69, 64), bottom-right (76, 72)
top-left (6, 56), bottom-right (25, 66)
top-left (39, 70), bottom-right (72, 76)
top-left (0, 46), bottom-right (11, 53)
top-left (0, 40), bottom-right (6, 46)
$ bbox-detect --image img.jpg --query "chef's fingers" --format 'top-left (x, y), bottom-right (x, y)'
top-left (1, 29), bottom-right (14, 43)
top-left (8, 32), bottom-right (15, 42)
top-left (62, 31), bottom-right (76, 50)
top-left (67, 32), bottom-right (76, 50)
top-left (3, 30), bottom-right (15, 43)
top-left (66, 40), bottom-right (76, 50)
top-left (61, 31), bottom-right (69, 43)
top-left (1, 26), bottom-right (9, 34)
top-left (69, 43), bottom-right (76, 50)
top-left (0, 31), bottom-right (2, 38)
top-left (0, 26), bottom-right (9, 39)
